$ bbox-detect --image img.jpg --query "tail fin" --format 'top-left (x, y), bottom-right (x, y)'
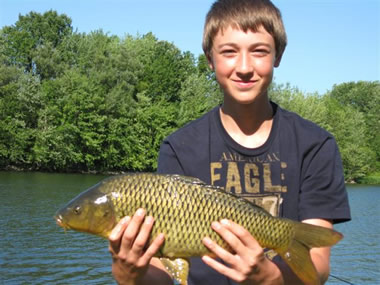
top-left (277, 222), bottom-right (343, 285)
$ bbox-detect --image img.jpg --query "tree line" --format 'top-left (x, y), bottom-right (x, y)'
top-left (0, 11), bottom-right (378, 183)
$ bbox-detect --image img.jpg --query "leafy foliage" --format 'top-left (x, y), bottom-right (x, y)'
top-left (2, 10), bottom-right (73, 79)
top-left (0, 11), bottom-right (378, 183)
top-left (329, 81), bottom-right (380, 173)
top-left (270, 82), bottom-right (379, 182)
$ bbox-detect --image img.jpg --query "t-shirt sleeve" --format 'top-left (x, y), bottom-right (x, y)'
top-left (156, 110), bottom-right (213, 181)
top-left (298, 136), bottom-right (351, 223)
top-left (157, 139), bottom-right (185, 175)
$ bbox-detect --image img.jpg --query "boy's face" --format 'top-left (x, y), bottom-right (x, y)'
top-left (208, 25), bottom-right (281, 105)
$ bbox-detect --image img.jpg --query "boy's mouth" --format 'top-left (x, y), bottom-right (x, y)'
top-left (233, 80), bottom-right (257, 89)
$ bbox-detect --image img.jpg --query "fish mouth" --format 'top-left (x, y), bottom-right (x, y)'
top-left (53, 214), bottom-right (110, 237)
top-left (54, 214), bottom-right (69, 230)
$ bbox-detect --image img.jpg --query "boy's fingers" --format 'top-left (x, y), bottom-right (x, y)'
top-left (202, 255), bottom-right (240, 280)
top-left (140, 233), bottom-right (165, 265)
top-left (220, 219), bottom-right (260, 249)
top-left (211, 221), bottom-right (245, 254)
top-left (109, 216), bottom-right (131, 252)
top-left (109, 216), bottom-right (131, 241)
top-left (119, 208), bottom-right (146, 251)
top-left (131, 216), bottom-right (155, 255)
top-left (203, 236), bottom-right (236, 265)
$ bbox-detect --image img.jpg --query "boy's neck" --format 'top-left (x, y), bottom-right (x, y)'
top-left (220, 97), bottom-right (274, 149)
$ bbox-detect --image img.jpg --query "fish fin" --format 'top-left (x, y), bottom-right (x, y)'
top-left (160, 257), bottom-right (189, 285)
top-left (170, 174), bottom-right (206, 185)
top-left (278, 239), bottom-right (319, 285)
top-left (292, 221), bottom-right (343, 248)
top-left (278, 221), bottom-right (343, 285)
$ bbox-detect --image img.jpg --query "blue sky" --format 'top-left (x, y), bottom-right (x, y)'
top-left (1, 0), bottom-right (379, 94)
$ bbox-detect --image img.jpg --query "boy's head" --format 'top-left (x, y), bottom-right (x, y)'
top-left (203, 0), bottom-right (287, 61)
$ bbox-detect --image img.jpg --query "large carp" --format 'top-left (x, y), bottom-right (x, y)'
top-left (55, 173), bottom-right (343, 285)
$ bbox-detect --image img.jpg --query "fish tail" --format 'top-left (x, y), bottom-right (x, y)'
top-left (277, 221), bottom-right (343, 285)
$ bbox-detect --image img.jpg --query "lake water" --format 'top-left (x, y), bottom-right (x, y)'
top-left (0, 172), bottom-right (379, 284)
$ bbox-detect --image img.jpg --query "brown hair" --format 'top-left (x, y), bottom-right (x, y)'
top-left (203, 0), bottom-right (287, 60)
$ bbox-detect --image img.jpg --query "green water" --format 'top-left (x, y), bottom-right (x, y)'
top-left (0, 172), bottom-right (110, 284)
top-left (0, 172), bottom-right (379, 284)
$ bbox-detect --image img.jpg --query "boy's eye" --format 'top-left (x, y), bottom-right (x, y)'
top-left (252, 49), bottom-right (270, 56)
top-left (221, 49), bottom-right (236, 56)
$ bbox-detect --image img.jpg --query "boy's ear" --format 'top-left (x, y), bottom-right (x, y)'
top-left (207, 54), bottom-right (215, 70)
top-left (274, 53), bottom-right (283, 68)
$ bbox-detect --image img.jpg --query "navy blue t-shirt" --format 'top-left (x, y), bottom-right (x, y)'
top-left (157, 102), bottom-right (351, 285)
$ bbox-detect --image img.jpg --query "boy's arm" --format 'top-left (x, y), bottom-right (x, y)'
top-left (202, 218), bottom-right (333, 285)
top-left (301, 219), bottom-right (333, 284)
top-left (108, 209), bottom-right (172, 285)
top-left (273, 219), bottom-right (333, 285)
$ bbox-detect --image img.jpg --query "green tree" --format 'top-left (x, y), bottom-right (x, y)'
top-left (1, 10), bottom-right (73, 79)
top-left (323, 97), bottom-right (374, 182)
top-left (131, 33), bottom-right (197, 102)
top-left (269, 83), bottom-right (327, 126)
top-left (4, 10), bottom-right (376, 178)
top-left (130, 94), bottom-right (178, 170)
top-left (178, 73), bottom-right (222, 126)
top-left (30, 29), bottom-right (145, 172)
top-left (197, 54), bottom-right (216, 81)
top-left (0, 65), bottom-right (41, 168)
top-left (329, 81), bottom-right (380, 172)
top-left (269, 82), bottom-right (375, 182)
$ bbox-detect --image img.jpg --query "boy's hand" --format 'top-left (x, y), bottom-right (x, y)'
top-left (202, 219), bottom-right (283, 285)
top-left (108, 209), bottom-right (165, 285)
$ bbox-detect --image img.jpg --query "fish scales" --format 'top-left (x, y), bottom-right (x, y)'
top-left (55, 172), bottom-right (343, 285)
top-left (106, 173), bottom-right (293, 257)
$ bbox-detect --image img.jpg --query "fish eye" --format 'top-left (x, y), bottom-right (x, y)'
top-left (74, 206), bottom-right (81, 215)
top-left (103, 211), bottom-right (109, 218)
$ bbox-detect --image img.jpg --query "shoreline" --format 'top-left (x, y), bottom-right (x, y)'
top-left (2, 166), bottom-right (380, 185)
top-left (0, 165), bottom-right (128, 176)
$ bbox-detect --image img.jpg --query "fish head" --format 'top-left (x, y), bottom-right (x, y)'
top-left (54, 182), bottom-right (117, 238)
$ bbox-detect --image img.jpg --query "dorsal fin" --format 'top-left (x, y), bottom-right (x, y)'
top-left (168, 174), bottom-right (206, 185)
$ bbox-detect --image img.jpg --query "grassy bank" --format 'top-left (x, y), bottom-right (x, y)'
top-left (359, 172), bottom-right (380, 185)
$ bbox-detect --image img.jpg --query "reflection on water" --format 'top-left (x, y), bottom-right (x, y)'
top-left (0, 172), bottom-right (112, 284)
top-left (0, 172), bottom-right (379, 284)
top-left (329, 185), bottom-right (380, 284)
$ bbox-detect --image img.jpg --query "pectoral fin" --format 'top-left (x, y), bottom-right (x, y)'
top-left (160, 258), bottom-right (189, 285)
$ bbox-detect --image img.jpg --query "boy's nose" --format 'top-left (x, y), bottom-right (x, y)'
top-left (235, 53), bottom-right (254, 75)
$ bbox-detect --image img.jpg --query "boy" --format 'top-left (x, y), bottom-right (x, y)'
top-left (108, 0), bottom-right (351, 284)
